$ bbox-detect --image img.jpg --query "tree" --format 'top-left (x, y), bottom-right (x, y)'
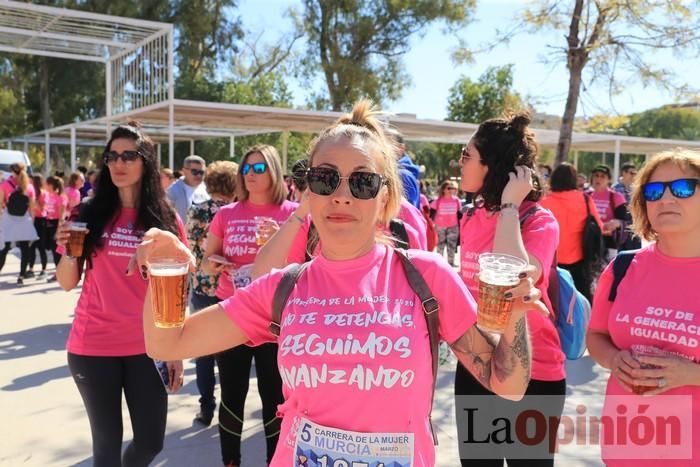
top-left (299, 0), bottom-right (475, 111)
top-left (446, 65), bottom-right (523, 123)
top-left (487, 1), bottom-right (700, 166)
top-left (624, 105), bottom-right (700, 140)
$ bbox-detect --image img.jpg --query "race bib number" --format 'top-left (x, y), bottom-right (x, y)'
top-left (294, 418), bottom-right (414, 467)
top-left (233, 264), bottom-right (253, 289)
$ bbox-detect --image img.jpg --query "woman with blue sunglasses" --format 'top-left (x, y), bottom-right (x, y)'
top-left (587, 148), bottom-right (700, 467)
top-left (199, 144), bottom-right (297, 467)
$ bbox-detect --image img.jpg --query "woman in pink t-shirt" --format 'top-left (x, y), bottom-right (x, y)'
top-left (200, 144), bottom-right (297, 467)
top-left (55, 122), bottom-right (184, 467)
top-left (27, 174), bottom-right (49, 277)
top-left (65, 171), bottom-right (84, 212)
top-left (457, 111), bottom-right (565, 466)
top-left (430, 180), bottom-right (461, 266)
top-left (0, 162), bottom-right (37, 284)
top-left (44, 175), bottom-right (67, 281)
top-left (134, 100), bottom-right (547, 467)
top-left (587, 149), bottom-right (700, 467)
top-left (589, 164), bottom-right (629, 258)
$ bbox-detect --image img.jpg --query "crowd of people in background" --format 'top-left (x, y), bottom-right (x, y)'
top-left (1, 102), bottom-right (698, 467)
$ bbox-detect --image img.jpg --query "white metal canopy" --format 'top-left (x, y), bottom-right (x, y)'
top-left (0, 0), bottom-right (170, 63)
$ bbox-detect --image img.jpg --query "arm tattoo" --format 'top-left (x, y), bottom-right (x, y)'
top-left (451, 328), bottom-right (495, 389)
top-left (492, 332), bottom-right (517, 382)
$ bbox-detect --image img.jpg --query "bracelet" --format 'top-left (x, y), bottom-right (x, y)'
top-left (500, 203), bottom-right (520, 212)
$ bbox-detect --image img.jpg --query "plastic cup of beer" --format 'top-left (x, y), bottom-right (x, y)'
top-left (476, 253), bottom-right (528, 333)
top-left (254, 216), bottom-right (273, 246)
top-left (630, 345), bottom-right (666, 395)
top-left (149, 258), bottom-right (189, 328)
top-left (65, 222), bottom-right (88, 258)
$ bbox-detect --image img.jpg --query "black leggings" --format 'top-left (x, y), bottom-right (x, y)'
top-left (29, 217), bottom-right (48, 271)
top-left (0, 241), bottom-right (31, 276)
top-left (215, 343), bottom-right (283, 465)
top-left (46, 218), bottom-right (61, 266)
top-left (455, 362), bottom-right (566, 467)
top-left (559, 260), bottom-right (593, 303)
top-left (67, 353), bottom-right (167, 467)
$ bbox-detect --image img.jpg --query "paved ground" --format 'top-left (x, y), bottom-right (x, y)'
top-left (0, 251), bottom-right (606, 466)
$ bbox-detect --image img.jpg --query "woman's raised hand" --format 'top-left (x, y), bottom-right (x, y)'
top-left (127, 228), bottom-right (195, 279)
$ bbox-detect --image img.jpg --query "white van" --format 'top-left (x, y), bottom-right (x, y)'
top-left (0, 150), bottom-right (33, 182)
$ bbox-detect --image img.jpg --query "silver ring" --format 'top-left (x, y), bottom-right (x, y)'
top-left (658, 377), bottom-right (667, 388)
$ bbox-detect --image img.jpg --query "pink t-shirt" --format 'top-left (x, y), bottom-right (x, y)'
top-left (590, 188), bottom-right (626, 222)
top-left (209, 200), bottom-right (298, 299)
top-left (45, 193), bottom-right (67, 220)
top-left (430, 195), bottom-right (461, 228)
top-left (65, 186), bottom-right (81, 210)
top-left (220, 245), bottom-right (476, 466)
top-left (419, 194), bottom-right (430, 212)
top-left (33, 190), bottom-right (48, 218)
top-left (589, 244), bottom-right (700, 466)
top-left (1, 177), bottom-right (35, 204)
top-left (459, 201), bottom-right (565, 381)
top-left (67, 208), bottom-right (187, 356)
top-left (398, 198), bottom-right (428, 250)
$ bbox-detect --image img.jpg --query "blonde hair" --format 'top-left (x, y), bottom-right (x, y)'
top-left (307, 99), bottom-right (403, 226)
top-left (205, 160), bottom-right (239, 199)
top-left (10, 163), bottom-right (29, 193)
top-left (236, 144), bottom-right (287, 205)
top-left (439, 180), bottom-right (455, 197)
top-left (630, 148), bottom-right (700, 241)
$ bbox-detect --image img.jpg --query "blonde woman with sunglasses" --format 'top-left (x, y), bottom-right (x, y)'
top-left (199, 144), bottom-right (297, 467)
top-left (132, 101), bottom-right (547, 467)
top-left (587, 149), bottom-right (700, 467)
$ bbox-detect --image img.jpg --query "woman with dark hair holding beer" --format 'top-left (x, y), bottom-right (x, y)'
top-left (55, 122), bottom-right (185, 467)
top-left (199, 144), bottom-right (297, 467)
top-left (132, 100), bottom-right (547, 467)
top-left (456, 111), bottom-right (565, 466)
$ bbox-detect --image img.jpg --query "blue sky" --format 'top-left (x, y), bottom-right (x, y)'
top-left (237, 0), bottom-right (698, 120)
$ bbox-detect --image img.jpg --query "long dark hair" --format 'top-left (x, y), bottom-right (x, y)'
top-left (550, 162), bottom-right (578, 192)
top-left (32, 174), bottom-right (44, 197)
top-left (80, 122), bottom-right (178, 266)
top-left (471, 111), bottom-right (543, 210)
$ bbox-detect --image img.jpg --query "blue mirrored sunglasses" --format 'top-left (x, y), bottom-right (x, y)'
top-left (241, 162), bottom-right (267, 175)
top-left (642, 178), bottom-right (699, 202)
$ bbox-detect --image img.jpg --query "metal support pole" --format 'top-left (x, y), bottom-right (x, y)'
top-left (106, 59), bottom-right (112, 138)
top-left (44, 132), bottom-right (51, 177)
top-left (574, 151), bottom-right (579, 170)
top-left (167, 27), bottom-right (175, 170)
top-left (613, 139), bottom-right (621, 182)
top-left (23, 139), bottom-right (28, 156)
top-left (189, 139), bottom-right (195, 155)
top-left (8, 141), bottom-right (12, 150)
top-left (230, 136), bottom-right (235, 160)
top-left (157, 143), bottom-right (162, 166)
top-left (282, 130), bottom-right (289, 171)
top-left (70, 126), bottom-right (77, 172)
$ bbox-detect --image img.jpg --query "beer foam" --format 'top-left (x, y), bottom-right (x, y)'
top-left (149, 266), bottom-right (188, 276)
top-left (69, 227), bottom-right (89, 232)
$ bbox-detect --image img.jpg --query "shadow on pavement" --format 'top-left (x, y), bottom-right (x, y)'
top-left (2, 364), bottom-right (70, 391)
top-left (0, 323), bottom-right (71, 360)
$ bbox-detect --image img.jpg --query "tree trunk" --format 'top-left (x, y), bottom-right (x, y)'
top-left (555, 63), bottom-right (584, 166)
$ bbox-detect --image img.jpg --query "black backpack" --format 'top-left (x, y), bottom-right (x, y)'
top-left (268, 248), bottom-right (441, 445)
top-left (6, 180), bottom-right (29, 216)
top-left (582, 194), bottom-right (605, 265)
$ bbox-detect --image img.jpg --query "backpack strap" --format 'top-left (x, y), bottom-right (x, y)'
top-left (608, 250), bottom-right (638, 302)
top-left (269, 262), bottom-right (310, 337)
top-left (393, 248), bottom-right (440, 445)
top-left (389, 219), bottom-right (409, 250)
top-left (584, 193), bottom-right (592, 216)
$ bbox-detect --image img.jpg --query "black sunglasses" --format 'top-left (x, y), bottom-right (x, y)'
top-left (306, 166), bottom-right (385, 200)
top-left (241, 162), bottom-right (267, 175)
top-left (643, 178), bottom-right (699, 202)
top-left (189, 168), bottom-right (205, 176)
top-left (103, 150), bottom-right (143, 165)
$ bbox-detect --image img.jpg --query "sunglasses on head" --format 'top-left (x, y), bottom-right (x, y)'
top-left (643, 178), bottom-right (699, 202)
top-left (241, 162), bottom-right (267, 175)
top-left (103, 150), bottom-right (143, 165)
top-left (306, 166), bottom-right (385, 200)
